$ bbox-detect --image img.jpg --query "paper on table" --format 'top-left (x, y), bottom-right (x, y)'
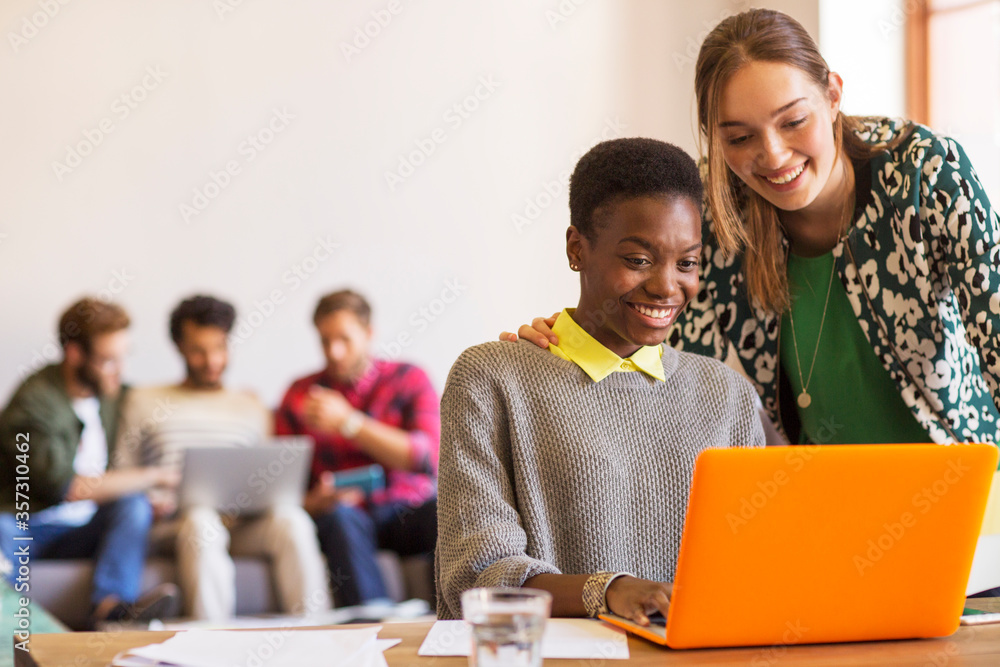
top-left (418, 619), bottom-right (629, 659)
top-left (376, 638), bottom-right (402, 651)
top-left (111, 627), bottom-right (391, 667)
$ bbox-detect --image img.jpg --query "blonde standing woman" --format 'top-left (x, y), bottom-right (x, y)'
top-left (506, 8), bottom-right (1000, 448)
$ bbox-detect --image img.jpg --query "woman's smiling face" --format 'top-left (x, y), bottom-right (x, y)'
top-left (569, 195), bottom-right (702, 359)
top-left (717, 60), bottom-right (845, 219)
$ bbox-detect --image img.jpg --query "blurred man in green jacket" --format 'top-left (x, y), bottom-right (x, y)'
top-left (0, 298), bottom-right (178, 627)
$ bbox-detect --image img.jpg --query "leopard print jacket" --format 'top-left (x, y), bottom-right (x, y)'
top-left (668, 118), bottom-right (1000, 444)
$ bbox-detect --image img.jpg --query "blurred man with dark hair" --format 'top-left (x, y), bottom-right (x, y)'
top-left (117, 295), bottom-right (330, 621)
top-left (276, 289), bottom-right (440, 607)
top-left (0, 298), bottom-right (179, 627)
top-left (168, 295), bottom-right (237, 390)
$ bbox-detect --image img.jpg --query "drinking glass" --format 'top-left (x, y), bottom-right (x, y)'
top-left (461, 588), bottom-right (552, 667)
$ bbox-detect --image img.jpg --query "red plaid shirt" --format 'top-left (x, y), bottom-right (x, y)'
top-left (274, 360), bottom-right (440, 507)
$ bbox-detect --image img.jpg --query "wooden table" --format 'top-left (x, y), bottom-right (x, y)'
top-left (14, 614), bottom-right (1000, 667)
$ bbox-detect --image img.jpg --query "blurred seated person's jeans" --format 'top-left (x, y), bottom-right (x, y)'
top-left (0, 494), bottom-right (152, 607)
top-left (314, 498), bottom-right (437, 607)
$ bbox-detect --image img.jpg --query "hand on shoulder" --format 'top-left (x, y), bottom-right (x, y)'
top-left (498, 312), bottom-right (560, 348)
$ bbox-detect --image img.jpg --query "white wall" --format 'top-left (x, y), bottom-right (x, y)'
top-left (819, 0), bottom-right (906, 118)
top-left (0, 0), bottom-right (828, 407)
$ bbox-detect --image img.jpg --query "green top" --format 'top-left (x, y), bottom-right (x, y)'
top-left (0, 364), bottom-right (125, 512)
top-left (780, 251), bottom-right (932, 445)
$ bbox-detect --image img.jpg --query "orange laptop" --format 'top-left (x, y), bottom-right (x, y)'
top-left (600, 444), bottom-right (998, 649)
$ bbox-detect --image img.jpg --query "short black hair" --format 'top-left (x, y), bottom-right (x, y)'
top-left (569, 137), bottom-right (703, 239)
top-left (169, 295), bottom-right (236, 344)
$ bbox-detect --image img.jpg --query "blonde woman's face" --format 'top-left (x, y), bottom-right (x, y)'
top-left (716, 61), bottom-right (843, 218)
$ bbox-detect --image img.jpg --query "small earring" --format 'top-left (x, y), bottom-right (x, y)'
top-left (570, 263), bottom-right (580, 271)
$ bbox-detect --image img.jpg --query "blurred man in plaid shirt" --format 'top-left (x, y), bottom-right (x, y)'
top-left (276, 290), bottom-right (440, 606)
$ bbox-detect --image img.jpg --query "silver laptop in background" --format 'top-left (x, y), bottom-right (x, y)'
top-left (177, 436), bottom-right (313, 518)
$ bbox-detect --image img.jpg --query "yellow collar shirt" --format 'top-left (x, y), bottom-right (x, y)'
top-left (547, 309), bottom-right (665, 383)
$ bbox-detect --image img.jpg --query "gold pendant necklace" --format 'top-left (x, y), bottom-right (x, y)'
top-left (788, 258), bottom-right (837, 410)
top-left (785, 157), bottom-right (855, 411)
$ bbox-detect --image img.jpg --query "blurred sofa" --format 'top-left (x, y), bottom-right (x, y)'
top-left (30, 552), bottom-right (434, 630)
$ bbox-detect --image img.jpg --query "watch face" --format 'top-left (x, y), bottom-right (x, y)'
top-left (340, 411), bottom-right (364, 437)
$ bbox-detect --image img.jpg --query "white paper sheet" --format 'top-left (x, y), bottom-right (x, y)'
top-left (112, 627), bottom-right (391, 667)
top-left (375, 638), bottom-right (402, 651)
top-left (418, 619), bottom-right (630, 660)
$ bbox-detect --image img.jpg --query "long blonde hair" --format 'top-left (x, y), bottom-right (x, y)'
top-left (695, 9), bottom-right (893, 313)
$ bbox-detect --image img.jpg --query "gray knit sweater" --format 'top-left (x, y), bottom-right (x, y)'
top-left (435, 340), bottom-right (765, 619)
